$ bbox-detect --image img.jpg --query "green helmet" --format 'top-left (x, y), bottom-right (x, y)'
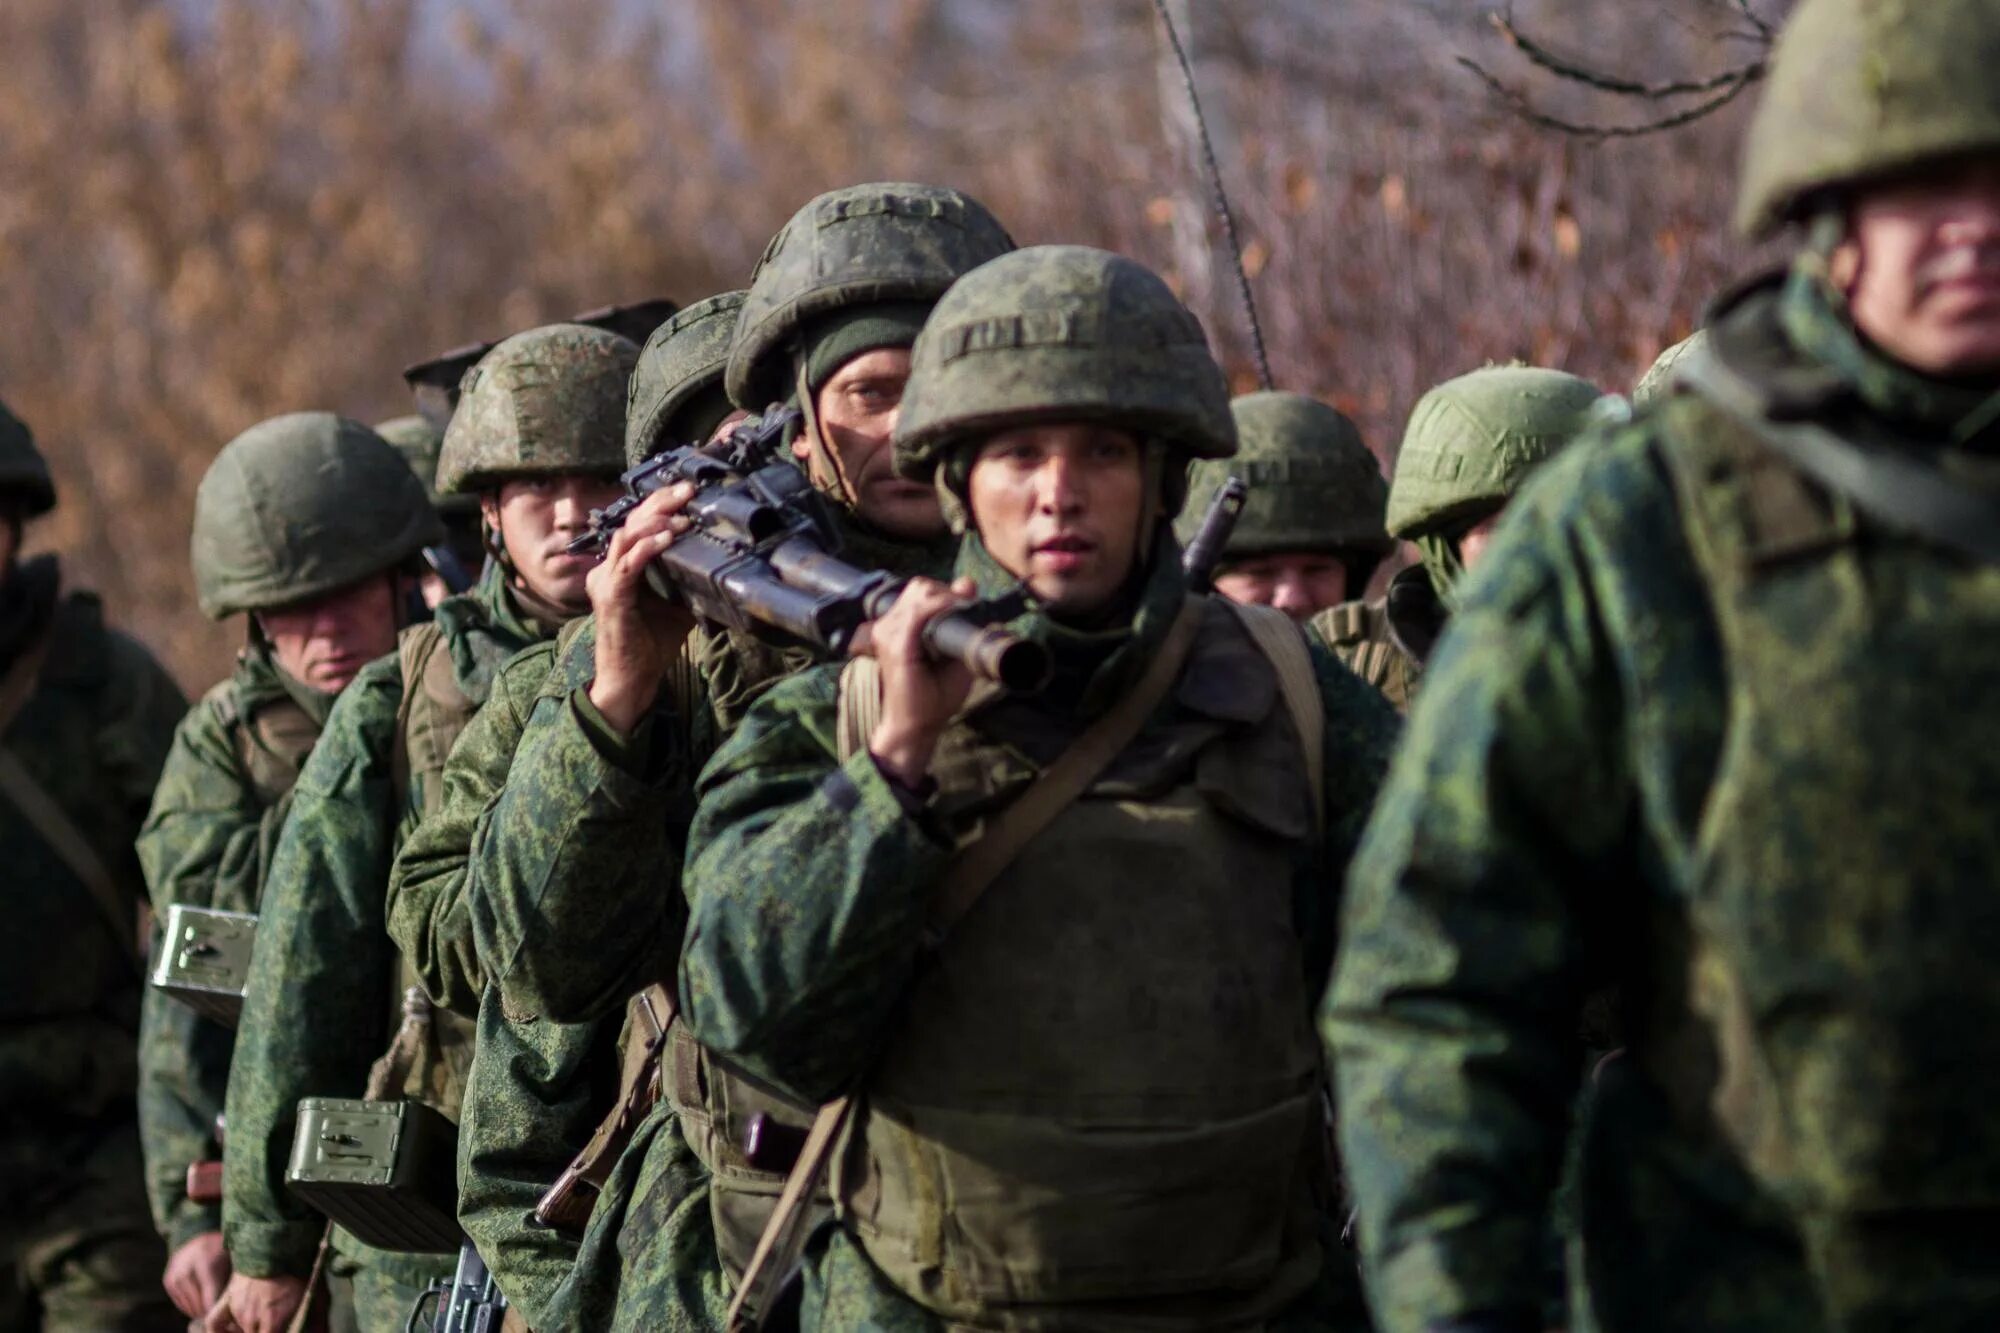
top-left (1737, 0), bottom-right (2000, 237)
top-left (726, 182), bottom-right (1016, 410)
top-left (192, 412), bottom-right (444, 620)
top-left (1179, 392), bottom-right (1391, 562)
top-left (375, 414), bottom-right (477, 519)
top-left (1385, 365), bottom-right (1606, 540)
top-left (1632, 329), bottom-right (1710, 408)
top-left (436, 323), bottom-right (636, 494)
top-left (0, 397), bottom-right (54, 518)
top-left (627, 291), bottom-right (747, 465)
top-left (895, 245), bottom-right (1236, 482)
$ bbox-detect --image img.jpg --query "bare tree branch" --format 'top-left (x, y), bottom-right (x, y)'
top-left (1455, 54), bottom-right (1760, 140)
top-left (1489, 9), bottom-right (1765, 100)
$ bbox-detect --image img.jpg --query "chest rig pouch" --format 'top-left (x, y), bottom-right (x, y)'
top-left (1660, 381), bottom-right (2000, 1223)
top-left (827, 599), bottom-right (1328, 1326)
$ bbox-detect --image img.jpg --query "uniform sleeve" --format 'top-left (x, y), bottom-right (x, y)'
top-left (388, 647), bottom-right (549, 1018)
top-left (678, 668), bottom-right (952, 1104)
top-left (138, 981), bottom-right (233, 1249)
top-left (1320, 447), bottom-right (1652, 1333)
top-left (469, 677), bottom-right (690, 1026)
top-left (222, 661), bottom-right (403, 1278)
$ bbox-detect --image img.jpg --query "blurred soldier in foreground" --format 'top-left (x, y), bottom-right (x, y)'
top-left (1376, 364), bottom-right (1609, 671)
top-left (453, 183), bottom-right (1015, 1329)
top-left (0, 397), bottom-right (186, 1330)
top-left (212, 326), bottom-right (632, 1333)
top-left (677, 244), bottom-right (1398, 1330)
top-left (382, 289), bottom-right (749, 1327)
top-left (1180, 392), bottom-right (1412, 705)
top-left (135, 415), bottom-right (441, 1324)
top-left (1325, 1), bottom-right (2000, 1330)
top-left (375, 415), bottom-right (484, 608)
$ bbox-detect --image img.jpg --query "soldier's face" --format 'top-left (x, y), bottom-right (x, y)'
top-left (793, 347), bottom-right (947, 541)
top-left (968, 423), bottom-right (1145, 617)
top-left (484, 473), bottom-right (625, 613)
top-left (1213, 553), bottom-right (1349, 622)
top-left (257, 575), bottom-right (400, 693)
top-left (1836, 159), bottom-right (2000, 376)
top-left (1456, 512), bottom-right (1505, 573)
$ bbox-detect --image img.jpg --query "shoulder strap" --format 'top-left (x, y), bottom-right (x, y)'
top-left (1224, 601), bottom-right (1325, 831)
top-left (230, 691), bottom-right (319, 803)
top-left (0, 744), bottom-right (139, 971)
top-left (834, 657), bottom-right (882, 763)
top-left (392, 622), bottom-right (474, 816)
top-left (1681, 342), bottom-right (2000, 566)
top-left (727, 595), bottom-right (1208, 1332)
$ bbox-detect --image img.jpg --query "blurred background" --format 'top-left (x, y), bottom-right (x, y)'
top-left (0, 0), bottom-right (1783, 687)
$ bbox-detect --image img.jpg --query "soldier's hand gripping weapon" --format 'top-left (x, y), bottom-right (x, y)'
top-left (569, 409), bottom-right (1053, 693)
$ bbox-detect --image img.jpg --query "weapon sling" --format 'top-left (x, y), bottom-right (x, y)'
top-left (724, 596), bottom-right (1207, 1331)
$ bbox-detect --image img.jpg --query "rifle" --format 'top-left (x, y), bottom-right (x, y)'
top-left (406, 1240), bottom-right (507, 1333)
top-left (571, 409), bottom-right (1052, 693)
top-left (1179, 475), bottom-right (1248, 594)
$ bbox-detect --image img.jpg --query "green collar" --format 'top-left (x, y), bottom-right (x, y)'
top-left (430, 561), bottom-right (564, 701)
top-left (1780, 259), bottom-right (2000, 448)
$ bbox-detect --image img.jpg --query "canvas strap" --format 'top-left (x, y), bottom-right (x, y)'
top-left (725, 595), bottom-right (1208, 1331)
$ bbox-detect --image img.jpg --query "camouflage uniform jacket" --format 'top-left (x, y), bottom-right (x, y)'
top-left (1323, 270), bottom-right (2000, 1333)
top-left (220, 562), bottom-right (553, 1283)
top-left (678, 535), bottom-right (1399, 1329)
top-left (1309, 597), bottom-right (1419, 712)
top-left (135, 646), bottom-right (327, 1251)
top-left (0, 564), bottom-right (184, 1184)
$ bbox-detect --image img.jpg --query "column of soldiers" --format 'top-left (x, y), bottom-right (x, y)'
top-left (6, 0), bottom-right (2000, 1329)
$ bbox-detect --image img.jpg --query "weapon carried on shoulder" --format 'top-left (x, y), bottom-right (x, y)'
top-left (406, 1240), bottom-right (508, 1333)
top-left (570, 409), bottom-right (1052, 694)
top-left (1180, 475), bottom-right (1248, 594)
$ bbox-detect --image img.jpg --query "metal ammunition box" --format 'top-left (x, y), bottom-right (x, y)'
top-left (286, 1097), bottom-right (460, 1254)
top-left (150, 904), bottom-right (258, 1027)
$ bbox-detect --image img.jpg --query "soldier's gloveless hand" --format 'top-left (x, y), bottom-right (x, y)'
top-left (866, 575), bottom-right (978, 788)
top-left (206, 1270), bottom-right (322, 1333)
top-left (162, 1230), bottom-right (232, 1319)
top-left (585, 481), bottom-right (701, 735)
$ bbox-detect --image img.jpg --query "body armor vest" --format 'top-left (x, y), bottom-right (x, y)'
top-left (217, 681), bottom-right (319, 817)
top-left (1659, 387), bottom-right (2000, 1236)
top-left (1312, 598), bottom-right (1418, 712)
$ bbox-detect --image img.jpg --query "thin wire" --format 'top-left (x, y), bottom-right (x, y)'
top-left (1149, 0), bottom-right (1273, 390)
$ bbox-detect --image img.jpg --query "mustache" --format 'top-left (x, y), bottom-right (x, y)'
top-left (1916, 242), bottom-right (2000, 292)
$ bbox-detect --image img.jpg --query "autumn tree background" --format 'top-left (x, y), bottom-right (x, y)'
top-left (0, 0), bottom-right (1781, 688)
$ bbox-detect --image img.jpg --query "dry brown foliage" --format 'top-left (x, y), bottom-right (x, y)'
top-left (0, 0), bottom-right (1767, 687)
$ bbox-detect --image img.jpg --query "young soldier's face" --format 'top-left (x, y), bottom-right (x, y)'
top-left (969, 423), bottom-right (1145, 616)
top-left (792, 347), bottom-right (946, 542)
top-left (1836, 158), bottom-right (2000, 376)
top-left (257, 575), bottom-right (400, 693)
top-left (483, 473), bottom-right (625, 613)
top-left (1213, 553), bottom-right (1349, 621)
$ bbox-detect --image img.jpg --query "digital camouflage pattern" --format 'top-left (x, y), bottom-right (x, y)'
top-left (434, 324), bottom-right (637, 494)
top-left (0, 566), bottom-right (185, 1329)
top-left (1182, 391), bottom-right (1392, 567)
top-left (1324, 259), bottom-right (2000, 1333)
top-left (678, 525), bottom-right (1398, 1330)
top-left (725, 182), bottom-right (1015, 410)
top-left (1308, 599), bottom-right (1419, 712)
top-left (135, 645), bottom-right (325, 1253)
top-left (375, 414), bottom-right (478, 520)
top-left (1736, 0), bottom-right (2000, 236)
top-left (626, 291), bottom-right (747, 465)
top-left (894, 245), bottom-right (1237, 483)
top-left (0, 396), bottom-right (55, 516)
top-left (221, 561), bottom-right (557, 1321)
top-left (191, 413), bottom-right (442, 620)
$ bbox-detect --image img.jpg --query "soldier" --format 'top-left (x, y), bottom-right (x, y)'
top-left (1375, 364), bottom-right (1611, 668)
top-left (211, 325), bottom-right (633, 1333)
top-left (1324, 1), bottom-right (2000, 1330)
top-left (0, 396), bottom-right (186, 1330)
top-left (136, 415), bottom-right (441, 1325)
top-left (675, 244), bottom-right (1399, 1331)
top-left (375, 415), bottom-right (485, 608)
top-left (445, 184), bottom-right (1016, 1330)
top-left (382, 289), bottom-right (750, 1328)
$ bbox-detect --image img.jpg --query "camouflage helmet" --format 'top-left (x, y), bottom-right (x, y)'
top-left (1179, 392), bottom-right (1391, 560)
top-left (726, 182), bottom-right (1016, 410)
top-left (1632, 329), bottom-right (1710, 407)
top-left (436, 323), bottom-right (637, 494)
top-left (1738, 0), bottom-right (2000, 237)
top-left (375, 414), bottom-right (477, 518)
top-left (1385, 365), bottom-right (1606, 540)
top-left (895, 246), bottom-right (1236, 481)
top-left (0, 397), bottom-right (55, 518)
top-left (192, 412), bottom-right (444, 619)
top-left (626, 290), bottom-right (746, 465)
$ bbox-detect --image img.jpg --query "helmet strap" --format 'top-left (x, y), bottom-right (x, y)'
top-left (795, 358), bottom-right (863, 511)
